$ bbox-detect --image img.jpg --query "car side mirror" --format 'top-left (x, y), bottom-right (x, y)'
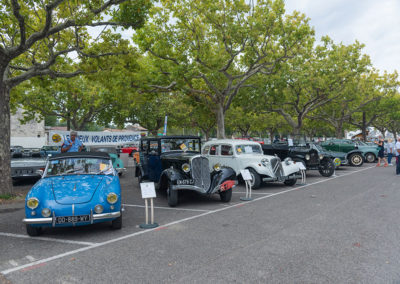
top-left (36, 169), bottom-right (44, 176)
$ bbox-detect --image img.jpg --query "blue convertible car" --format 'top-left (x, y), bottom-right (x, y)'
top-left (23, 152), bottom-right (122, 236)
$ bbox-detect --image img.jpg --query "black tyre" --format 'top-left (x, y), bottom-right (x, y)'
top-left (248, 168), bottom-right (261, 189)
top-left (26, 224), bottom-right (41, 236)
top-left (167, 184), bottom-right (178, 207)
top-left (118, 172), bottom-right (122, 177)
top-left (137, 169), bottom-right (143, 184)
top-left (219, 188), bottom-right (232, 202)
top-left (349, 153), bottom-right (364, 167)
top-left (111, 211), bottom-right (122, 229)
top-left (318, 159), bottom-right (335, 177)
top-left (365, 152), bottom-right (376, 163)
top-left (284, 178), bottom-right (297, 186)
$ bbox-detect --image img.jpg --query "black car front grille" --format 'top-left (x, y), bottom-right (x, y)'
top-left (191, 156), bottom-right (211, 191)
top-left (310, 151), bottom-right (319, 164)
top-left (270, 157), bottom-right (283, 179)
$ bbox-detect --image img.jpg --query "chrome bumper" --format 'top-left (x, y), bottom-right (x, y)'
top-left (23, 211), bottom-right (121, 226)
top-left (262, 174), bottom-right (302, 182)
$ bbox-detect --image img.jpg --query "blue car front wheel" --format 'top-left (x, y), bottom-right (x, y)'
top-left (26, 224), bottom-right (42, 237)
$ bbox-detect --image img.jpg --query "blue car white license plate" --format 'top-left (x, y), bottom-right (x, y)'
top-left (56, 215), bottom-right (90, 224)
top-left (177, 179), bottom-right (194, 185)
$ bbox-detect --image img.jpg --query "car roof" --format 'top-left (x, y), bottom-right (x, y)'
top-left (141, 135), bottom-right (200, 141)
top-left (203, 139), bottom-right (261, 146)
top-left (49, 151), bottom-right (110, 160)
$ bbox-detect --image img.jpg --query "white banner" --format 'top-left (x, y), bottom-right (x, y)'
top-left (49, 130), bottom-right (144, 146)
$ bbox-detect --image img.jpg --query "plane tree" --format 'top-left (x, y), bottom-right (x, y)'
top-left (134, 0), bottom-right (314, 139)
top-left (248, 37), bottom-right (370, 136)
top-left (0, 0), bottom-right (151, 195)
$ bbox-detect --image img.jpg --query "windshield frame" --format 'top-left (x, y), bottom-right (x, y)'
top-left (43, 156), bottom-right (114, 177)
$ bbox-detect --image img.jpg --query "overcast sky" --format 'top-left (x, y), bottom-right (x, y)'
top-left (284, 0), bottom-right (400, 74)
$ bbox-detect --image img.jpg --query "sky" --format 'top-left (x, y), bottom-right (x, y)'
top-left (284, 0), bottom-right (400, 74)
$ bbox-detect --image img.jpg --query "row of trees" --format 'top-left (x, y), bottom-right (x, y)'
top-left (1, 0), bottom-right (399, 195)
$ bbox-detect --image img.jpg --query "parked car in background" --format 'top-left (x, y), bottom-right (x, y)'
top-left (262, 139), bottom-right (336, 177)
top-left (22, 152), bottom-right (122, 236)
top-left (320, 139), bottom-right (378, 163)
top-left (312, 143), bottom-right (348, 168)
top-left (40, 145), bottom-right (60, 157)
top-left (202, 140), bottom-right (301, 189)
top-left (11, 156), bottom-right (46, 185)
top-left (136, 136), bottom-right (237, 207)
top-left (120, 143), bottom-right (139, 156)
top-left (87, 146), bottom-right (126, 176)
top-left (10, 145), bottom-right (24, 158)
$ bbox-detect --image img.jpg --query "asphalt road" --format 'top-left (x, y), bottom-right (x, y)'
top-left (1, 162), bottom-right (400, 283)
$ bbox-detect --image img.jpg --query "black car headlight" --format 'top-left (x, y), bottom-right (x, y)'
top-left (319, 154), bottom-right (324, 160)
top-left (305, 154), bottom-right (310, 160)
top-left (213, 163), bottom-right (221, 171)
top-left (182, 163), bottom-right (190, 173)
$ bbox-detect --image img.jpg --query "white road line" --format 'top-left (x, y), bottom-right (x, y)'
top-left (123, 204), bottom-right (210, 212)
top-left (1, 165), bottom-right (374, 276)
top-left (0, 232), bottom-right (97, 246)
top-left (232, 192), bottom-right (273, 195)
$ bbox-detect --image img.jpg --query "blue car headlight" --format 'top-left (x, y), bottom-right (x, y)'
top-left (107, 193), bottom-right (118, 204)
top-left (27, 198), bottom-right (39, 210)
top-left (41, 208), bottom-right (51, 217)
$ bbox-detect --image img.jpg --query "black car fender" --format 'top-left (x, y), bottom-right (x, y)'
top-left (157, 168), bottom-right (188, 191)
top-left (209, 167), bottom-right (237, 194)
top-left (135, 165), bottom-right (145, 178)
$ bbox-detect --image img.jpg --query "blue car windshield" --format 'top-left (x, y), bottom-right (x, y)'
top-left (45, 157), bottom-right (113, 176)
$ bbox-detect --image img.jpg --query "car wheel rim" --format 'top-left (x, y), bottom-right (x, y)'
top-left (352, 155), bottom-right (362, 165)
top-left (366, 154), bottom-right (374, 162)
top-left (250, 173), bottom-right (255, 186)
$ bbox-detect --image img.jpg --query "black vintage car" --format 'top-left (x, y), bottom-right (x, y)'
top-left (135, 136), bottom-right (237, 207)
top-left (262, 139), bottom-right (335, 177)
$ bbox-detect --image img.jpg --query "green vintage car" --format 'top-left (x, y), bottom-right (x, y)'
top-left (320, 139), bottom-right (380, 164)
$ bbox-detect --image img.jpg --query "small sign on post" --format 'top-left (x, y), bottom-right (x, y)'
top-left (139, 182), bottom-right (159, 229)
top-left (298, 163), bottom-right (306, 185)
top-left (240, 169), bottom-right (253, 201)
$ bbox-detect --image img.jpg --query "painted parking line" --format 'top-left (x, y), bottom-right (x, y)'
top-left (233, 192), bottom-right (273, 195)
top-left (123, 204), bottom-right (210, 212)
top-left (1, 165), bottom-right (374, 276)
top-left (0, 232), bottom-right (97, 246)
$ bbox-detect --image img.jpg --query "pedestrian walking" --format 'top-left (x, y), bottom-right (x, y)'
top-left (61, 130), bottom-right (84, 153)
top-left (375, 136), bottom-right (388, 167)
top-left (396, 138), bottom-right (400, 175)
top-left (387, 138), bottom-right (394, 165)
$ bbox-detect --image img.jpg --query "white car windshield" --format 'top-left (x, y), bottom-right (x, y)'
top-left (236, 144), bottom-right (262, 155)
top-left (46, 157), bottom-right (113, 176)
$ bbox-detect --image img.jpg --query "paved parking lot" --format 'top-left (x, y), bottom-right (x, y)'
top-left (2, 161), bottom-right (400, 283)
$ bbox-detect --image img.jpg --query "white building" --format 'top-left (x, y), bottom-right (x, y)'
top-left (10, 108), bottom-right (46, 148)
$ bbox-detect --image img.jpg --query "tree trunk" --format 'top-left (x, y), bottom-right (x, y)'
top-left (361, 112), bottom-right (367, 141)
top-left (0, 82), bottom-right (12, 195)
top-left (335, 123), bottom-right (343, 139)
top-left (216, 104), bottom-right (226, 139)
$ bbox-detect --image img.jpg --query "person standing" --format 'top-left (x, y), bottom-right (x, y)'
top-left (375, 136), bottom-right (388, 167)
top-left (396, 138), bottom-right (400, 175)
top-left (61, 131), bottom-right (84, 153)
top-left (387, 138), bottom-right (394, 166)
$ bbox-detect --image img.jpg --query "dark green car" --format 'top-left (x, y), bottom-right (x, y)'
top-left (320, 139), bottom-right (379, 165)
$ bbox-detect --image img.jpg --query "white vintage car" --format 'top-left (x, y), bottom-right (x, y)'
top-left (202, 139), bottom-right (302, 189)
